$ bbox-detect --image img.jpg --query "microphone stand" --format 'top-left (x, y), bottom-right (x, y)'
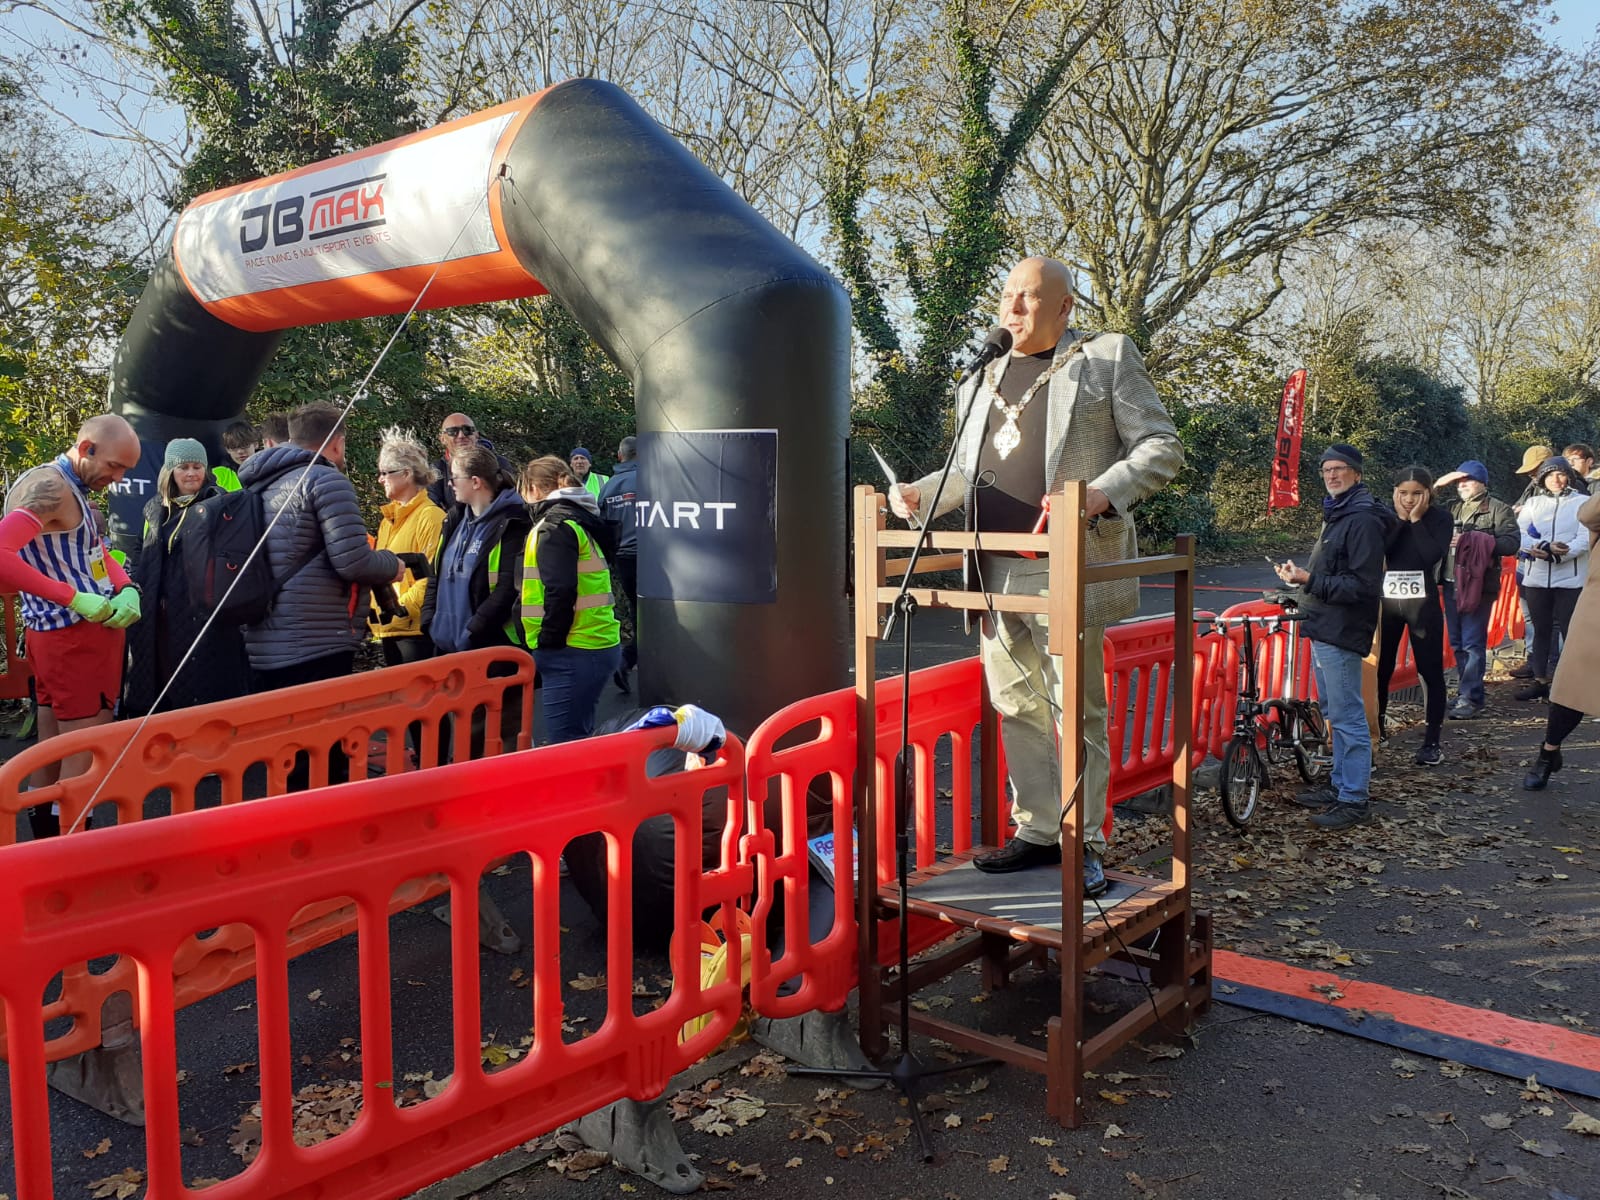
top-left (789, 342), bottom-right (1003, 1160)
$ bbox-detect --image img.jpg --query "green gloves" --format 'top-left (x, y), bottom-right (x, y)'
top-left (105, 588), bottom-right (142, 629)
top-left (68, 591), bottom-right (114, 623)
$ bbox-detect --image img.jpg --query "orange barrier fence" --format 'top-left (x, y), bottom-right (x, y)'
top-left (0, 590), bottom-right (31, 702)
top-left (744, 658), bottom-right (1005, 1018)
top-left (0, 649), bottom-right (533, 1063)
top-left (1, 727), bottom-right (750, 1200)
top-left (1488, 560), bottom-right (1526, 646)
top-left (1104, 619), bottom-right (1217, 805)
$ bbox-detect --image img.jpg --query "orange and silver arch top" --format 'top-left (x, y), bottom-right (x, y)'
top-left (172, 93), bottom-right (550, 333)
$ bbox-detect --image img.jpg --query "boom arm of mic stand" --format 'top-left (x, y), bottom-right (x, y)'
top-left (883, 374), bottom-right (986, 640)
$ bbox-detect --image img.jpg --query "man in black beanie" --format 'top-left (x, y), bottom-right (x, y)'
top-left (1275, 443), bottom-right (1395, 829)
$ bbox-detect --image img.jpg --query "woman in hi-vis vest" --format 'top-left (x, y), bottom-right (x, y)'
top-left (518, 455), bottom-right (622, 742)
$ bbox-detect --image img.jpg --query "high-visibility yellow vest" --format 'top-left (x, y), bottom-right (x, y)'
top-left (213, 465), bottom-right (241, 492)
top-left (484, 539), bottom-right (526, 647)
top-left (520, 518), bottom-right (620, 650)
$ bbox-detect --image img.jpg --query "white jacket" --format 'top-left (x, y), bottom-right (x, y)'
top-left (1518, 489), bottom-right (1590, 589)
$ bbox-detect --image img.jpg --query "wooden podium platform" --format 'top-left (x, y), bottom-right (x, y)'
top-left (852, 481), bottom-right (1212, 1127)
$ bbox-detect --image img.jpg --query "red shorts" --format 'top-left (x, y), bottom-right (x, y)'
top-left (29, 620), bottom-right (125, 720)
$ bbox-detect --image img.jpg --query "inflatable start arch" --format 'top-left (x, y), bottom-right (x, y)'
top-left (107, 79), bottom-right (851, 731)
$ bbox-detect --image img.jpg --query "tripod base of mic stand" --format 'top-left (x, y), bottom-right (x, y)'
top-left (789, 1050), bottom-right (996, 1161)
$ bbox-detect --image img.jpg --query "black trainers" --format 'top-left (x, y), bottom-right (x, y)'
top-left (974, 837), bottom-right (1061, 874)
top-left (1414, 743), bottom-right (1443, 767)
top-left (1514, 679), bottom-right (1551, 702)
top-left (1311, 803), bottom-right (1371, 830)
top-left (1292, 784), bottom-right (1337, 810)
top-left (1509, 661), bottom-right (1535, 679)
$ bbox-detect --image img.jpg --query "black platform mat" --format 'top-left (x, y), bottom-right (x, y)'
top-left (906, 860), bottom-right (1144, 930)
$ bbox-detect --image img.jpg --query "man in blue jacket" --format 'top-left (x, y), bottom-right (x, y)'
top-left (1275, 443), bottom-right (1394, 830)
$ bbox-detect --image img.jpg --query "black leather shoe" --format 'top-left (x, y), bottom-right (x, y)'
top-left (1311, 802), bottom-right (1371, 830)
top-left (1522, 745), bottom-right (1563, 790)
top-left (1514, 679), bottom-right (1551, 702)
top-left (974, 837), bottom-right (1062, 874)
top-left (1292, 784), bottom-right (1337, 810)
top-left (1509, 662), bottom-right (1534, 679)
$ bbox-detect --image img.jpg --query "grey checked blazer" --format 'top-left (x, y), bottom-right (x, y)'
top-left (910, 329), bottom-right (1184, 626)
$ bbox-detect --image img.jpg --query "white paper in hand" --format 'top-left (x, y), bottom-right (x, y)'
top-left (872, 445), bottom-right (921, 528)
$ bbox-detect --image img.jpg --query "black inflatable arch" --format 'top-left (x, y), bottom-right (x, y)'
top-left (107, 79), bottom-right (850, 731)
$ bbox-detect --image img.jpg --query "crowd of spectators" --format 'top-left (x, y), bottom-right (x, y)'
top-left (1275, 439), bottom-right (1597, 831)
top-left (3, 404), bottom-right (642, 823)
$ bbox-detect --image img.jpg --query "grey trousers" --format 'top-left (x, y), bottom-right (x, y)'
top-left (975, 555), bottom-right (1109, 853)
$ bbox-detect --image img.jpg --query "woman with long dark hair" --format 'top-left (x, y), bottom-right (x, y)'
top-left (1375, 465), bottom-right (1452, 765)
top-left (420, 444), bottom-right (530, 656)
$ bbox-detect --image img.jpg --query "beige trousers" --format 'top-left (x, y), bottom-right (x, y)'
top-left (976, 555), bottom-right (1109, 853)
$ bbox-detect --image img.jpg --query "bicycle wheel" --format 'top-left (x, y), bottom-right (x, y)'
top-left (1219, 736), bottom-right (1263, 829)
top-left (1294, 702), bottom-right (1331, 784)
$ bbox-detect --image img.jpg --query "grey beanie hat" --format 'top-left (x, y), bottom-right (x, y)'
top-left (164, 437), bottom-right (208, 469)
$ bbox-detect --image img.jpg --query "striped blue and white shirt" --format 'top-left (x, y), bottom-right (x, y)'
top-left (16, 456), bottom-right (112, 632)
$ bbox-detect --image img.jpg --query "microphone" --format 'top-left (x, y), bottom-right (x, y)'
top-left (958, 325), bottom-right (1014, 380)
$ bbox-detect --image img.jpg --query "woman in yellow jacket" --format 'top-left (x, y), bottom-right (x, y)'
top-left (371, 427), bottom-right (447, 665)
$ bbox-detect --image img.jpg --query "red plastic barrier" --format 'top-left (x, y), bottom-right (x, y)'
top-left (744, 659), bottom-right (1001, 1015)
top-left (1488, 558), bottom-right (1525, 647)
top-left (1, 728), bottom-right (750, 1200)
top-left (0, 649), bottom-right (534, 1063)
top-left (741, 686), bottom-right (859, 1019)
top-left (0, 591), bottom-right (31, 702)
top-left (1103, 619), bottom-right (1213, 805)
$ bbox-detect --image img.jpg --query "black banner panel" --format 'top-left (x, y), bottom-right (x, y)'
top-left (637, 429), bottom-right (777, 604)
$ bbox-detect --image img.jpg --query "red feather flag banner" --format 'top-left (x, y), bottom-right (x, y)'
top-left (1269, 368), bottom-right (1308, 510)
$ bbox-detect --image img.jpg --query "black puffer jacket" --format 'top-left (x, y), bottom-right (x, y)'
top-left (1299, 484), bottom-right (1397, 655)
top-left (237, 445), bottom-right (400, 672)
top-left (525, 488), bottom-right (618, 650)
top-left (123, 483), bottom-right (249, 715)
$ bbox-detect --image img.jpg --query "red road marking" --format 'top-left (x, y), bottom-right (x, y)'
top-left (1214, 950), bottom-right (1600, 1070)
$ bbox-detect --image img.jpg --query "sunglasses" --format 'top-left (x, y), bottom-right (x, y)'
top-left (377, 467), bottom-right (406, 478)
top-left (441, 425), bottom-right (476, 438)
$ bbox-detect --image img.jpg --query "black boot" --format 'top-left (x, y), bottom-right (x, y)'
top-left (1514, 678), bottom-right (1551, 702)
top-left (1522, 745), bottom-right (1563, 791)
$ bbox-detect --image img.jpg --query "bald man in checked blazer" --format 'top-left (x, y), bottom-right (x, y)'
top-left (890, 256), bottom-right (1183, 895)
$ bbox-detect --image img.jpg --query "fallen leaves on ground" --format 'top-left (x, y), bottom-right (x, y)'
top-left (667, 1079), bottom-right (770, 1139)
top-left (87, 1169), bottom-right (144, 1199)
top-left (82, 1138), bottom-right (111, 1159)
top-left (229, 1081), bottom-right (364, 1164)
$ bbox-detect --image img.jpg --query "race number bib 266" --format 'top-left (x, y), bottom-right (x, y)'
top-left (1383, 570), bottom-right (1425, 600)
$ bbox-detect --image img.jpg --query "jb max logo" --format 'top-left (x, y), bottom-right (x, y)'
top-left (239, 174), bottom-right (387, 253)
